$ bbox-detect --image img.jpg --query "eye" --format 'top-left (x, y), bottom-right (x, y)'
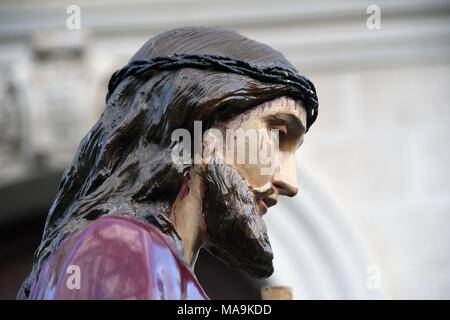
top-left (271, 124), bottom-right (288, 141)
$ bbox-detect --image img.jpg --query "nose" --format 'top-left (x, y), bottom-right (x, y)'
top-left (272, 151), bottom-right (299, 197)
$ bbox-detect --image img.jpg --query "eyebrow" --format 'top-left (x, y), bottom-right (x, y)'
top-left (265, 113), bottom-right (306, 137)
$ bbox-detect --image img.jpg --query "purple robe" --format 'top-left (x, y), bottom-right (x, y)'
top-left (28, 215), bottom-right (208, 300)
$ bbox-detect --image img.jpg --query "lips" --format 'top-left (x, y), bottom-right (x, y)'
top-left (258, 196), bottom-right (278, 216)
top-left (263, 197), bottom-right (277, 209)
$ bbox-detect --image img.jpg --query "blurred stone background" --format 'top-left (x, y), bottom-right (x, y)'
top-left (0, 0), bottom-right (449, 299)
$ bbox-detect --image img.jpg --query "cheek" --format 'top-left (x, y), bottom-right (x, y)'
top-left (234, 163), bottom-right (272, 189)
top-left (216, 112), bottom-right (279, 189)
top-left (233, 129), bottom-right (277, 189)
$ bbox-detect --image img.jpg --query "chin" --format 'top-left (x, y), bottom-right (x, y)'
top-left (202, 158), bottom-right (275, 279)
top-left (205, 238), bottom-right (274, 279)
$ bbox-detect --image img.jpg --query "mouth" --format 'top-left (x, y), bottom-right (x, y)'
top-left (258, 196), bottom-right (278, 216)
top-left (263, 196), bottom-right (278, 208)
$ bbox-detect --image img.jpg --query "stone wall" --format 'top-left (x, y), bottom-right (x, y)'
top-left (0, 0), bottom-right (449, 298)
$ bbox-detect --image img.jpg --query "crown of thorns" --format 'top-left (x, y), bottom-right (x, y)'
top-left (106, 54), bottom-right (318, 131)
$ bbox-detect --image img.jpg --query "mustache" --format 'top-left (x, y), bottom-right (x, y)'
top-left (253, 183), bottom-right (275, 202)
top-left (201, 156), bottom-right (273, 278)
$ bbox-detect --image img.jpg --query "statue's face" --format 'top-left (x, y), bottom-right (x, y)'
top-left (218, 96), bottom-right (306, 212)
top-left (202, 96), bottom-right (307, 277)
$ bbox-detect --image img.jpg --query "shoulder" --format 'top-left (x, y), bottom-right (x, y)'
top-left (29, 215), bottom-right (206, 300)
top-left (70, 215), bottom-right (179, 257)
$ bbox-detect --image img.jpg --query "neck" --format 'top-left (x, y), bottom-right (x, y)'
top-left (169, 168), bottom-right (206, 268)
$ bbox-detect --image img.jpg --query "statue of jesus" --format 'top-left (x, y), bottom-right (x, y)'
top-left (18, 26), bottom-right (318, 300)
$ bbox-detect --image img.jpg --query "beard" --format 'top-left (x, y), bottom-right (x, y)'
top-left (201, 157), bottom-right (274, 279)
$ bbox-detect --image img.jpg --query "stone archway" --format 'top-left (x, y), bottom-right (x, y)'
top-left (263, 165), bottom-right (384, 299)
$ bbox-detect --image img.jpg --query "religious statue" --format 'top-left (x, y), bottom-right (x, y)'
top-left (17, 26), bottom-right (318, 300)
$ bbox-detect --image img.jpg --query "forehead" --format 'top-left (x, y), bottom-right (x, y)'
top-left (222, 96), bottom-right (307, 130)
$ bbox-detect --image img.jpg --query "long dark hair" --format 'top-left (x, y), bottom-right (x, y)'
top-left (18, 26), bottom-right (317, 299)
